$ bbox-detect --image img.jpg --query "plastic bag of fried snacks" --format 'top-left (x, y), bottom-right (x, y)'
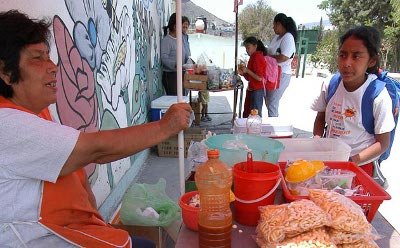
top-left (277, 227), bottom-right (336, 248)
top-left (327, 227), bottom-right (381, 245)
top-left (308, 189), bottom-right (371, 234)
top-left (256, 200), bottom-right (331, 244)
top-left (336, 238), bottom-right (379, 248)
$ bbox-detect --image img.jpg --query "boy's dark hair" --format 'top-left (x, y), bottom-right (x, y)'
top-left (0, 10), bottom-right (51, 98)
top-left (182, 16), bottom-right (190, 25)
top-left (339, 26), bottom-right (381, 74)
top-left (243, 36), bottom-right (268, 56)
top-left (163, 13), bottom-right (177, 37)
top-left (274, 13), bottom-right (298, 42)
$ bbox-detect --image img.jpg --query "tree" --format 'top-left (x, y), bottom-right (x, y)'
top-left (238, 0), bottom-right (277, 42)
top-left (316, 0), bottom-right (400, 72)
top-left (310, 30), bottom-right (339, 72)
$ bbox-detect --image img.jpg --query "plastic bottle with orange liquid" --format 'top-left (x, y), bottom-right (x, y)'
top-left (195, 149), bottom-right (233, 248)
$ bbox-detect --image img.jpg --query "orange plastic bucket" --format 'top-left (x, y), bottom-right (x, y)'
top-left (233, 153), bottom-right (281, 226)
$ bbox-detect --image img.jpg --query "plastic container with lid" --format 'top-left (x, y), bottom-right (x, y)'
top-left (278, 138), bottom-right (351, 162)
top-left (285, 160), bottom-right (325, 196)
top-left (246, 109), bottom-right (262, 135)
top-left (195, 149), bottom-right (232, 247)
top-left (320, 168), bottom-right (356, 189)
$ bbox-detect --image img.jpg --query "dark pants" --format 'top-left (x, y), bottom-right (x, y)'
top-left (162, 71), bottom-right (186, 96)
top-left (243, 89), bottom-right (264, 118)
top-left (131, 236), bottom-right (156, 248)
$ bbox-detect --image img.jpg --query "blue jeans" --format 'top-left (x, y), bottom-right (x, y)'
top-left (251, 89), bottom-right (264, 117)
top-left (265, 73), bottom-right (292, 117)
top-left (131, 236), bottom-right (156, 248)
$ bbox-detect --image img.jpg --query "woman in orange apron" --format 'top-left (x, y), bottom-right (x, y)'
top-left (0, 10), bottom-right (191, 247)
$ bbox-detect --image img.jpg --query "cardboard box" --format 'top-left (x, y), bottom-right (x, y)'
top-left (157, 127), bottom-right (206, 157)
top-left (184, 74), bottom-right (208, 90)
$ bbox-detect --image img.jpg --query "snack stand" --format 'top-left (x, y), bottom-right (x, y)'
top-left (184, 72), bottom-right (244, 122)
top-left (176, 161), bottom-right (392, 247)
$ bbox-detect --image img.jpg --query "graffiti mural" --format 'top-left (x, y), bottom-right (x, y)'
top-left (46, 0), bottom-right (166, 206)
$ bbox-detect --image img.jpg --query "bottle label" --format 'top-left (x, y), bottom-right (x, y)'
top-left (200, 194), bottom-right (229, 212)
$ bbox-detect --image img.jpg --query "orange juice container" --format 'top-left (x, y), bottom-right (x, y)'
top-left (195, 149), bottom-right (233, 248)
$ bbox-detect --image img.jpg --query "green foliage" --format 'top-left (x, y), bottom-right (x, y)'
top-left (310, 30), bottom-right (339, 72)
top-left (316, 0), bottom-right (400, 72)
top-left (238, 0), bottom-right (277, 42)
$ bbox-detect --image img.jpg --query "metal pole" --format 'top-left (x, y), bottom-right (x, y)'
top-left (232, 2), bottom-right (239, 122)
top-left (176, 0), bottom-right (185, 196)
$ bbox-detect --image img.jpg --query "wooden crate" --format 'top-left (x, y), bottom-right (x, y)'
top-left (183, 74), bottom-right (208, 90)
top-left (157, 127), bottom-right (207, 157)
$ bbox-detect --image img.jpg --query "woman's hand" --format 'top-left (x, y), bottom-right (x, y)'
top-left (160, 102), bottom-right (192, 135)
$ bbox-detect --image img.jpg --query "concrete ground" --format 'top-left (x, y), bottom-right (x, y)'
top-left (134, 73), bottom-right (400, 247)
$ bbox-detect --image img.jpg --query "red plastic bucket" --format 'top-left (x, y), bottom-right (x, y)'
top-left (233, 153), bottom-right (281, 226)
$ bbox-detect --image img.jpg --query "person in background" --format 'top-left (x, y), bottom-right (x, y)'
top-left (182, 16), bottom-right (192, 64)
top-left (238, 36), bottom-right (267, 117)
top-left (0, 10), bottom-right (192, 247)
top-left (266, 13), bottom-right (297, 117)
top-left (161, 13), bottom-right (187, 95)
top-left (312, 26), bottom-right (394, 176)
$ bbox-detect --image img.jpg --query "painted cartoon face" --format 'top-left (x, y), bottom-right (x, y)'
top-left (10, 43), bottom-right (58, 113)
top-left (245, 43), bottom-right (257, 56)
top-left (343, 107), bottom-right (357, 118)
top-left (337, 36), bottom-right (376, 89)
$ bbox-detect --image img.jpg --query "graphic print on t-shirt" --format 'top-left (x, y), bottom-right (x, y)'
top-left (328, 101), bottom-right (353, 137)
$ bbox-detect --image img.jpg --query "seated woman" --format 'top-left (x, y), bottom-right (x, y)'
top-left (0, 10), bottom-right (191, 247)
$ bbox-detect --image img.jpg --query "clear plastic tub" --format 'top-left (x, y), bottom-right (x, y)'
top-left (278, 138), bottom-right (351, 162)
top-left (319, 169), bottom-right (356, 189)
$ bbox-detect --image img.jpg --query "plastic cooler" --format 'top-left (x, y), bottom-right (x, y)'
top-left (233, 117), bottom-right (293, 138)
top-left (150, 96), bottom-right (189, 121)
top-left (279, 161), bottom-right (391, 222)
top-left (278, 138), bottom-right (351, 162)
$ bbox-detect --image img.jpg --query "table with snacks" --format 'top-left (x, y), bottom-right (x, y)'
top-left (176, 189), bottom-right (395, 248)
top-left (183, 67), bottom-right (244, 121)
top-left (176, 158), bottom-right (394, 248)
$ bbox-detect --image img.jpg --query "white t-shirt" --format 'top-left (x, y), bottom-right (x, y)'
top-left (268, 33), bottom-right (296, 74)
top-left (311, 74), bottom-right (395, 164)
top-left (0, 108), bottom-right (80, 247)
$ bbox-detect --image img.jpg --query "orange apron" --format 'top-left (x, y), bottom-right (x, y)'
top-left (0, 97), bottom-right (131, 247)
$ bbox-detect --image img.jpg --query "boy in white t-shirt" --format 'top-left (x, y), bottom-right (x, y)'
top-left (312, 26), bottom-right (395, 176)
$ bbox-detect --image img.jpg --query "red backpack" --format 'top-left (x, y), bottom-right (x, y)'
top-left (262, 55), bottom-right (281, 91)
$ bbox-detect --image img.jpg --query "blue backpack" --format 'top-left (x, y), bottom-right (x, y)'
top-left (326, 71), bottom-right (400, 163)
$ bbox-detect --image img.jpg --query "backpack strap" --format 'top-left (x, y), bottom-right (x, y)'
top-left (361, 79), bottom-right (386, 134)
top-left (326, 73), bottom-right (341, 103)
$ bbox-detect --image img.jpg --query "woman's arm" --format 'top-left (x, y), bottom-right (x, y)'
top-left (60, 103), bottom-right (192, 176)
top-left (271, 53), bottom-right (290, 63)
top-left (350, 132), bottom-right (391, 164)
top-left (313, 112), bottom-right (326, 138)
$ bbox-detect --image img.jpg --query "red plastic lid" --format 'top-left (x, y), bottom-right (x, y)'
top-left (207, 149), bottom-right (220, 158)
